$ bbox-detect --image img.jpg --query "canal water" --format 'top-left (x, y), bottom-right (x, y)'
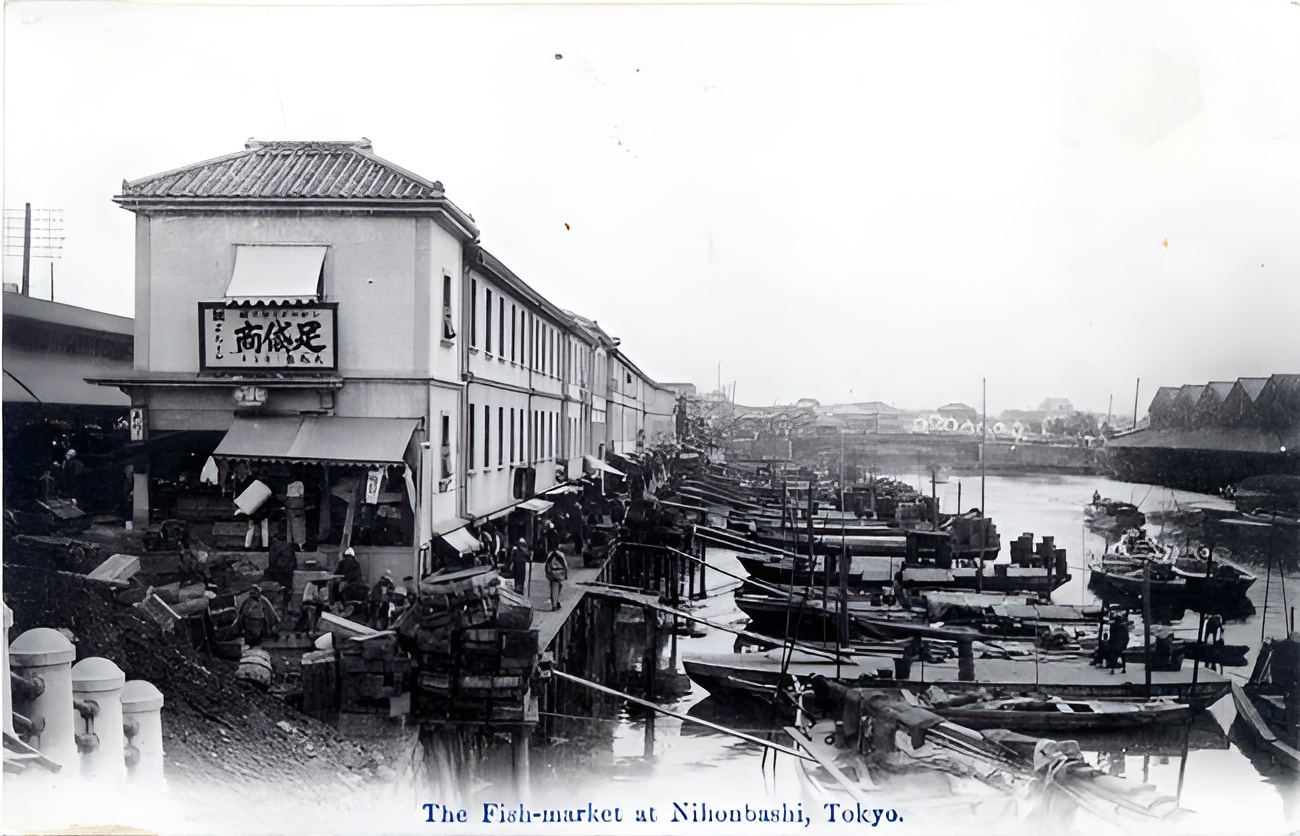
top-left (530, 473), bottom-right (1299, 835)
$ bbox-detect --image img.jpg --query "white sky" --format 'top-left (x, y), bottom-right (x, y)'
top-left (4, 0), bottom-right (1300, 414)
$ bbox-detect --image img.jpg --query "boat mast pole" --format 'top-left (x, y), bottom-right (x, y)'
top-left (1143, 560), bottom-right (1153, 699)
top-left (839, 429), bottom-right (849, 659)
top-left (978, 378), bottom-right (986, 593)
top-left (1261, 514), bottom-right (1277, 643)
top-left (980, 378), bottom-right (986, 516)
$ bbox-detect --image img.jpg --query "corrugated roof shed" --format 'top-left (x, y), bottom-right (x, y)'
top-left (1240, 377), bottom-right (1269, 401)
top-left (1219, 379), bottom-right (1265, 427)
top-left (1106, 425), bottom-right (1299, 453)
top-left (1256, 374), bottom-right (1300, 429)
top-left (1146, 386), bottom-right (1181, 429)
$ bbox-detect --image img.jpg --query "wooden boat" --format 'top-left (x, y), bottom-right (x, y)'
top-left (1089, 545), bottom-right (1256, 601)
top-left (737, 551), bottom-right (1068, 596)
top-left (682, 648), bottom-right (1232, 709)
top-left (735, 554), bottom-right (863, 588)
top-left (787, 685), bottom-right (1188, 831)
top-left (918, 691), bottom-right (1191, 731)
top-left (1230, 633), bottom-right (1300, 772)
top-left (1084, 498), bottom-right (1146, 532)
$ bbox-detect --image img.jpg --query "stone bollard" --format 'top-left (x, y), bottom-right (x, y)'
top-left (71, 657), bottom-right (127, 783)
top-left (10, 627), bottom-right (78, 769)
top-left (120, 680), bottom-right (165, 787)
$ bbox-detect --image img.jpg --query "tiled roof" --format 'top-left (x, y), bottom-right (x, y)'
top-left (118, 139), bottom-right (447, 201)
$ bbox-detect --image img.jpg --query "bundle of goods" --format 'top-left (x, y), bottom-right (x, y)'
top-left (402, 566), bottom-right (539, 722)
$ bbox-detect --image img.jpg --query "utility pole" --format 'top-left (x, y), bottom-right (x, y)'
top-left (21, 203), bottom-right (32, 296)
top-left (1133, 378), bottom-right (1141, 430)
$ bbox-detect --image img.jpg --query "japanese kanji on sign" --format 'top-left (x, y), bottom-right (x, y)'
top-left (198, 302), bottom-right (339, 371)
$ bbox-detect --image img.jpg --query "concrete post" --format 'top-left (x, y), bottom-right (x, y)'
top-left (10, 627), bottom-right (78, 768)
top-left (3, 603), bottom-right (13, 735)
top-left (71, 657), bottom-right (127, 782)
top-left (132, 470), bottom-right (150, 529)
top-left (120, 680), bottom-right (165, 786)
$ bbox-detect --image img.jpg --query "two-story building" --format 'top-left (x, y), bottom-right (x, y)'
top-left (94, 139), bottom-right (476, 583)
top-left (92, 138), bottom-right (680, 585)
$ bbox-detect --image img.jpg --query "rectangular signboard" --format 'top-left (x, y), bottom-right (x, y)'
top-left (199, 302), bottom-right (338, 371)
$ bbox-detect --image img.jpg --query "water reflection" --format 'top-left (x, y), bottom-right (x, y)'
top-left (536, 473), bottom-right (1298, 834)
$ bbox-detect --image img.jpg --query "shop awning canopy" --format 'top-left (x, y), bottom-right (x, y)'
top-left (517, 498), bottom-right (554, 513)
top-left (545, 484), bottom-right (583, 495)
top-left (224, 244), bottom-right (327, 304)
top-left (437, 527), bottom-right (481, 555)
top-left (583, 455), bottom-right (624, 476)
top-left (213, 416), bottom-right (418, 466)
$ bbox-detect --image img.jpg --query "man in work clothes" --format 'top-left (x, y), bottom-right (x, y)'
top-left (545, 547), bottom-right (569, 611)
top-left (510, 538), bottom-right (530, 595)
top-left (237, 584), bottom-right (281, 647)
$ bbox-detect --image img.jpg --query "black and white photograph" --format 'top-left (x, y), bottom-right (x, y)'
top-left (2, 0), bottom-right (1298, 833)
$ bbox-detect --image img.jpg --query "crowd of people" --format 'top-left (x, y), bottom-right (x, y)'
top-left (233, 462), bottom-right (674, 649)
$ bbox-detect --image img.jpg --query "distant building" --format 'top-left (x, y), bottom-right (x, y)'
top-left (3, 292), bottom-right (133, 513)
top-left (1106, 373), bottom-right (1299, 491)
top-left (1039, 397), bottom-right (1074, 413)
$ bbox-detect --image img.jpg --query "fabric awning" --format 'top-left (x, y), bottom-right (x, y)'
top-left (518, 498), bottom-right (553, 513)
top-left (583, 455), bottom-right (624, 476)
top-left (4, 352), bottom-right (130, 407)
top-left (545, 484), bottom-right (583, 495)
top-left (213, 416), bottom-right (418, 466)
top-left (224, 244), bottom-right (327, 304)
top-left (437, 527), bottom-right (481, 555)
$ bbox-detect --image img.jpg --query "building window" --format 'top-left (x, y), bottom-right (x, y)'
top-left (441, 275), bottom-right (455, 340)
top-left (547, 412), bottom-right (553, 458)
top-left (440, 414), bottom-right (452, 479)
top-left (519, 408), bottom-right (525, 464)
top-left (485, 289), bottom-right (493, 354)
top-left (498, 298), bottom-right (505, 356)
top-left (498, 406), bottom-right (504, 465)
top-left (484, 404), bottom-right (491, 468)
top-left (470, 279), bottom-right (478, 347)
top-left (511, 305), bottom-right (517, 361)
top-left (509, 408), bottom-right (516, 462)
top-left (468, 402), bottom-right (476, 469)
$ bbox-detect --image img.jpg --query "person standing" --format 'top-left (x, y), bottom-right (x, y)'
top-left (510, 538), bottom-right (529, 595)
top-left (237, 585), bottom-right (280, 647)
top-left (544, 546), bottom-right (569, 611)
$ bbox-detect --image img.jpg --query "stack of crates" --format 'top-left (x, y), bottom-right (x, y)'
top-left (338, 633), bottom-right (412, 714)
top-left (408, 566), bottom-right (539, 722)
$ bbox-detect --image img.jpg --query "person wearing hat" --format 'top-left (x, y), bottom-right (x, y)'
top-left (510, 538), bottom-right (529, 594)
top-left (295, 577), bottom-right (331, 635)
top-left (337, 547), bottom-right (363, 585)
top-left (544, 545), bottom-right (569, 611)
top-left (237, 584), bottom-right (280, 647)
top-left (388, 584), bottom-right (411, 624)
